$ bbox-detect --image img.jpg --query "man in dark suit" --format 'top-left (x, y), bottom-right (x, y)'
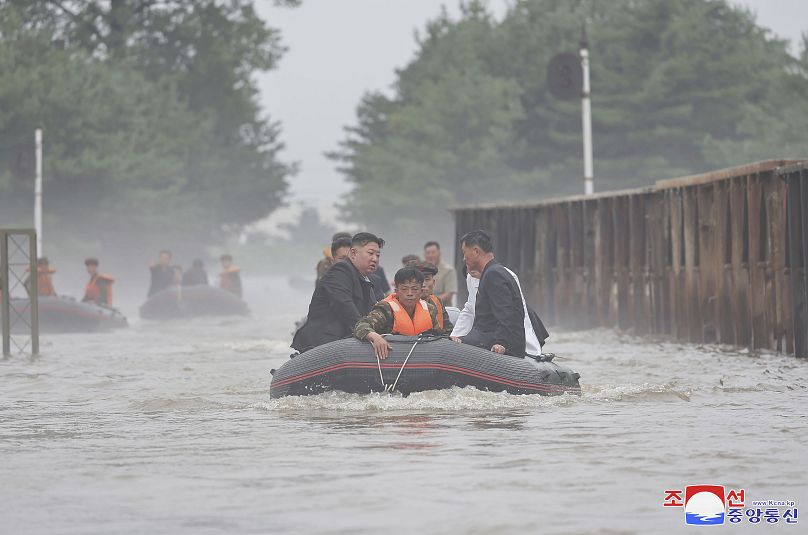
top-left (292, 232), bottom-right (385, 352)
top-left (450, 230), bottom-right (526, 357)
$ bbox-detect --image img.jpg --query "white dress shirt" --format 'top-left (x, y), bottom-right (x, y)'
top-left (450, 269), bottom-right (542, 356)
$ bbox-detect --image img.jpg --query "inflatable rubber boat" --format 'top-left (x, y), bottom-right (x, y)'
top-left (139, 285), bottom-right (249, 320)
top-left (270, 335), bottom-right (581, 398)
top-left (6, 295), bottom-right (128, 333)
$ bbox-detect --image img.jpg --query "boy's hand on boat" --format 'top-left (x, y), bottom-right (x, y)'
top-left (491, 344), bottom-right (506, 354)
top-left (450, 336), bottom-right (462, 343)
top-left (367, 333), bottom-right (392, 359)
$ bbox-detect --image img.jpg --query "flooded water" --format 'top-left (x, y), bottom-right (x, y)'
top-left (2, 276), bottom-right (807, 534)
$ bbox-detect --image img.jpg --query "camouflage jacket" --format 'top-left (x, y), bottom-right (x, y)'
top-left (354, 299), bottom-right (452, 340)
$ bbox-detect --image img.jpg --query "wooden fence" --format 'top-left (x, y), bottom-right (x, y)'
top-left (453, 160), bottom-right (808, 357)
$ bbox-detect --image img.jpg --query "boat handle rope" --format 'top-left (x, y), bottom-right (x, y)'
top-left (388, 336), bottom-right (421, 393)
top-left (375, 348), bottom-right (386, 391)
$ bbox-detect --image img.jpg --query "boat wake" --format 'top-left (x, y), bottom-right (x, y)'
top-left (255, 381), bottom-right (692, 412)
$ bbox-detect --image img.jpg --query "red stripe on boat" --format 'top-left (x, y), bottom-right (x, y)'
top-left (271, 360), bottom-right (580, 394)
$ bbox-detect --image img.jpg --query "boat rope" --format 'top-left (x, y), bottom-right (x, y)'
top-left (389, 336), bottom-right (421, 393)
top-left (375, 348), bottom-right (386, 390)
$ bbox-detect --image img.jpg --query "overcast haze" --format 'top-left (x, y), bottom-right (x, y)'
top-left (256, 0), bottom-right (808, 226)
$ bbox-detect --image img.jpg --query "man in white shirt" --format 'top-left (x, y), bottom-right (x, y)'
top-left (451, 267), bottom-right (544, 357)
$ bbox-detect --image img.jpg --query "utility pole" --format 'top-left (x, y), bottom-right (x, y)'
top-left (580, 27), bottom-right (594, 195)
top-left (34, 128), bottom-right (43, 257)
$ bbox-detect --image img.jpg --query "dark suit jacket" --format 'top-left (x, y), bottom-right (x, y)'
top-left (460, 259), bottom-right (526, 357)
top-left (292, 259), bottom-right (376, 352)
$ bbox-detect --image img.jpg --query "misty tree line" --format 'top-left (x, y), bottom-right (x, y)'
top-left (1, 0), bottom-right (807, 258)
top-left (0, 0), bottom-right (297, 255)
top-left (333, 0), bottom-right (808, 238)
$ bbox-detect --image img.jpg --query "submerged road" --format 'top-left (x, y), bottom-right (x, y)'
top-left (1, 276), bottom-right (806, 534)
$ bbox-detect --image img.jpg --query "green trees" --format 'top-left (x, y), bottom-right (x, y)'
top-left (0, 1), bottom-right (295, 253)
top-left (334, 0), bottom-right (808, 243)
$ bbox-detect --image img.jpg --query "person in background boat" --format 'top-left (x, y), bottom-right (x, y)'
top-left (408, 260), bottom-right (453, 334)
top-left (401, 254), bottom-right (420, 267)
top-left (450, 230), bottom-right (528, 357)
top-left (316, 231), bottom-right (353, 281)
top-left (292, 232), bottom-right (384, 353)
top-left (82, 258), bottom-right (114, 307)
top-left (424, 241), bottom-right (457, 306)
top-left (354, 267), bottom-right (446, 359)
top-left (24, 257), bottom-right (57, 297)
top-left (219, 254), bottom-right (242, 298)
top-left (182, 259), bottom-right (208, 286)
top-left (148, 250), bottom-right (174, 297)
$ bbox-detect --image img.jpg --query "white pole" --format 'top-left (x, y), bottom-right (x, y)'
top-left (580, 38), bottom-right (594, 195)
top-left (35, 128), bottom-right (43, 257)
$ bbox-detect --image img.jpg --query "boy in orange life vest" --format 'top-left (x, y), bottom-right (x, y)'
top-left (408, 260), bottom-right (454, 333)
top-left (354, 267), bottom-right (447, 359)
top-left (218, 254), bottom-right (242, 298)
top-left (82, 258), bottom-right (115, 307)
top-left (24, 257), bottom-right (57, 296)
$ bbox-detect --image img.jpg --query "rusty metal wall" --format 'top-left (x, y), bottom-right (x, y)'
top-left (453, 160), bottom-right (808, 357)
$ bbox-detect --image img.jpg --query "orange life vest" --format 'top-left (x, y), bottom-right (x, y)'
top-left (84, 273), bottom-right (114, 306)
top-left (427, 294), bottom-right (445, 330)
top-left (36, 267), bottom-right (57, 296)
top-left (383, 294), bottom-right (433, 336)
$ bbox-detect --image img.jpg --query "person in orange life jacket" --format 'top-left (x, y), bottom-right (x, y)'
top-left (407, 259), bottom-right (453, 333)
top-left (218, 254), bottom-right (242, 298)
top-left (354, 267), bottom-right (444, 359)
top-left (82, 257), bottom-right (115, 306)
top-left (24, 257), bottom-right (57, 297)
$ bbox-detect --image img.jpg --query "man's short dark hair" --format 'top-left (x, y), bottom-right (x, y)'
top-left (459, 230), bottom-right (493, 253)
top-left (401, 254), bottom-right (419, 265)
top-left (37, 257), bottom-right (49, 265)
top-left (352, 232), bottom-right (385, 249)
top-left (424, 241), bottom-right (440, 250)
top-left (409, 260), bottom-right (438, 276)
top-left (394, 267), bottom-right (424, 286)
top-left (331, 237), bottom-right (352, 257)
top-left (332, 231), bottom-right (352, 242)
top-left (84, 257), bottom-right (99, 266)
top-left (220, 254), bottom-right (233, 262)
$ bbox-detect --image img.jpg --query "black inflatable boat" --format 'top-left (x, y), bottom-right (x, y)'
top-left (139, 285), bottom-right (249, 320)
top-left (7, 295), bottom-right (128, 333)
top-left (270, 335), bottom-right (581, 398)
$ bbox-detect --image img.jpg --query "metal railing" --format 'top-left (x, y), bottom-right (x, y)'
top-left (1, 229), bottom-right (39, 356)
